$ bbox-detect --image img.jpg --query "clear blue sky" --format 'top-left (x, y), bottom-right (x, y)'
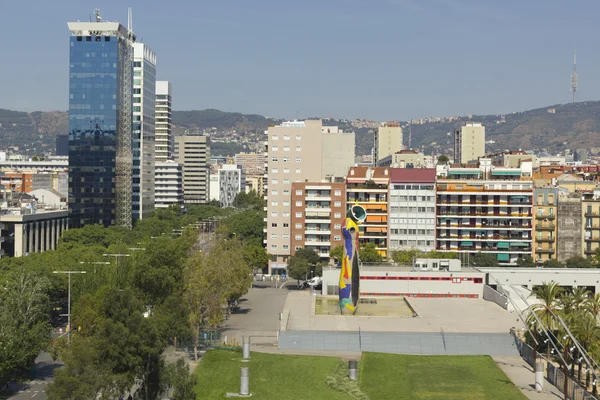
top-left (0, 0), bottom-right (598, 121)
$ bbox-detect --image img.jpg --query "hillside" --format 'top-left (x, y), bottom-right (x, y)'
top-left (3, 102), bottom-right (600, 157)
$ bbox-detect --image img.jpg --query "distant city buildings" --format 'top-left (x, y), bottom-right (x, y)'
top-left (155, 81), bottom-right (173, 163)
top-left (374, 123), bottom-right (403, 166)
top-left (154, 161), bottom-right (183, 209)
top-left (218, 164), bottom-right (245, 207)
top-left (175, 134), bottom-right (210, 204)
top-left (454, 123), bottom-right (485, 165)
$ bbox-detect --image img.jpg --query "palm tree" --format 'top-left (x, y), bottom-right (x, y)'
top-left (586, 293), bottom-right (600, 321)
top-left (529, 281), bottom-right (563, 359)
top-left (571, 287), bottom-right (591, 313)
top-left (573, 313), bottom-right (600, 384)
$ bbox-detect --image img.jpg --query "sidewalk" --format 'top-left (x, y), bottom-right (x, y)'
top-left (494, 356), bottom-right (563, 400)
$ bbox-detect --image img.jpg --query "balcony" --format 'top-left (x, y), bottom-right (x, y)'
top-left (536, 247), bottom-right (555, 254)
top-left (306, 196), bottom-right (331, 201)
top-left (584, 237), bottom-right (600, 242)
top-left (305, 229), bottom-right (331, 235)
top-left (536, 237), bottom-right (555, 243)
top-left (585, 212), bottom-right (600, 217)
top-left (535, 214), bottom-right (555, 220)
top-left (361, 232), bottom-right (387, 238)
top-left (535, 224), bottom-right (555, 230)
top-left (305, 240), bottom-right (331, 247)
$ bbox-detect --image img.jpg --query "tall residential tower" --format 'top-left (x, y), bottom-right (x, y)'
top-left (155, 81), bottom-right (172, 162)
top-left (454, 123), bottom-right (485, 165)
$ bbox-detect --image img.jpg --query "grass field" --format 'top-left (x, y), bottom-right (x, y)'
top-left (360, 353), bottom-right (526, 400)
top-left (194, 350), bottom-right (526, 400)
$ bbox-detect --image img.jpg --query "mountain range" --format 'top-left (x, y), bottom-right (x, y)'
top-left (2, 101), bottom-right (600, 157)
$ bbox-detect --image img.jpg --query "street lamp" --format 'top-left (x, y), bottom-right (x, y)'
top-left (53, 270), bottom-right (86, 344)
top-left (127, 248), bottom-right (146, 251)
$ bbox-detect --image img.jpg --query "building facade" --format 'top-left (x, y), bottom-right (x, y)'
top-left (454, 123), bottom-right (485, 165)
top-left (346, 166), bottom-right (391, 257)
top-left (374, 123), bottom-right (403, 166)
top-left (67, 19), bottom-right (135, 228)
top-left (132, 43), bottom-right (156, 222)
top-left (155, 81), bottom-right (172, 163)
top-left (321, 127), bottom-right (355, 179)
top-left (174, 134), bottom-right (210, 204)
top-left (583, 188), bottom-right (600, 259)
top-left (56, 135), bottom-right (69, 156)
top-left (532, 187), bottom-right (558, 265)
top-left (0, 210), bottom-right (69, 257)
top-left (234, 152), bottom-right (265, 177)
top-left (290, 182), bottom-right (346, 264)
top-left (218, 164), bottom-right (245, 207)
top-left (557, 194), bottom-right (583, 262)
top-left (435, 162), bottom-right (534, 265)
top-left (154, 161), bottom-right (183, 209)
top-left (378, 150), bottom-right (429, 168)
top-left (389, 169), bottom-right (436, 252)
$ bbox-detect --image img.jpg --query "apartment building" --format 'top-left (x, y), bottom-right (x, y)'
top-left (389, 169), bottom-right (436, 252)
top-left (374, 123), bottom-right (403, 166)
top-left (234, 152), bottom-right (266, 177)
top-left (155, 81), bottom-right (173, 163)
top-left (346, 166), bottom-right (391, 257)
top-left (454, 123), bottom-right (485, 165)
top-left (378, 150), bottom-right (432, 169)
top-left (557, 193), bottom-right (583, 262)
top-left (290, 182), bottom-right (346, 262)
top-left (174, 134), bottom-right (210, 204)
top-left (532, 187), bottom-right (558, 265)
top-left (266, 120), bottom-right (355, 273)
top-left (435, 160), bottom-right (534, 265)
top-left (218, 164), bottom-right (245, 207)
top-left (582, 188), bottom-right (600, 259)
top-left (154, 161), bottom-right (183, 209)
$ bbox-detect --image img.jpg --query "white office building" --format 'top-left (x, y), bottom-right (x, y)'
top-left (155, 81), bottom-right (172, 163)
top-left (133, 43), bottom-right (156, 221)
top-left (219, 164), bottom-right (245, 207)
top-left (154, 161), bottom-right (183, 209)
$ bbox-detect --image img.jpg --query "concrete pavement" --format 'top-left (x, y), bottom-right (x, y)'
top-left (494, 356), bottom-right (563, 400)
top-left (4, 352), bottom-right (61, 400)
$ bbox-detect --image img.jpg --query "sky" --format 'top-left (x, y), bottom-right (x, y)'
top-left (0, 0), bottom-right (599, 121)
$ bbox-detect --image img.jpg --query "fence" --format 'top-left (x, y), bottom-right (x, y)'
top-left (512, 331), bottom-right (598, 400)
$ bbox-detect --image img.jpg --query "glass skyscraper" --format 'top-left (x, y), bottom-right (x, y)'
top-left (67, 20), bottom-right (135, 229)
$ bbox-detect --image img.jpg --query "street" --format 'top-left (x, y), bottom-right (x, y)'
top-left (3, 352), bottom-right (61, 400)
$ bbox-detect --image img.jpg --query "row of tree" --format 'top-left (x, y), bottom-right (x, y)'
top-left (0, 197), bottom-right (267, 399)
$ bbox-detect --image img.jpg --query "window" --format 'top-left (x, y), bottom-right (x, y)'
top-left (296, 189), bottom-right (302, 195)
top-left (296, 201), bottom-right (302, 206)
top-left (283, 212), bottom-right (290, 217)
top-left (283, 189), bottom-right (290, 195)
top-left (283, 146), bottom-right (290, 151)
top-left (271, 245), bottom-right (277, 250)
top-left (272, 157), bottom-right (278, 162)
top-left (283, 201), bottom-right (289, 206)
top-left (272, 146), bottom-right (278, 151)
top-left (295, 212), bottom-right (302, 217)
top-left (334, 190), bottom-right (341, 196)
top-left (272, 135), bottom-right (279, 140)
top-left (295, 223), bottom-right (302, 229)
top-left (271, 223), bottom-right (277, 227)
top-left (283, 223), bottom-right (289, 228)
top-left (283, 178), bottom-right (290, 184)
top-left (283, 135), bottom-right (290, 140)
top-left (334, 201), bottom-right (341, 207)
top-left (334, 212), bottom-right (341, 218)
top-left (271, 211), bottom-right (278, 217)
top-left (334, 235), bottom-right (341, 241)
top-left (295, 246), bottom-right (301, 251)
top-left (334, 224), bottom-right (341, 230)
top-left (272, 178), bottom-right (278, 184)
top-left (271, 233), bottom-right (278, 239)
top-left (296, 146), bottom-right (301, 151)
top-left (283, 233), bottom-right (289, 239)
top-left (296, 156), bottom-right (301, 162)
top-left (296, 135), bottom-right (301, 140)
top-left (272, 168), bottom-right (278, 173)
top-left (282, 244), bottom-right (289, 249)
top-left (282, 157), bottom-right (289, 162)
top-left (295, 168), bottom-right (301, 173)
top-left (295, 234), bottom-right (302, 240)
top-left (283, 168), bottom-right (290, 173)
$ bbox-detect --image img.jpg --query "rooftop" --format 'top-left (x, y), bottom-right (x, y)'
top-left (390, 168), bottom-right (436, 183)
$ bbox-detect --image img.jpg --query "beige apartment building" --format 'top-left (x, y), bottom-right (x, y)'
top-left (290, 182), bottom-right (346, 260)
top-left (454, 123), bottom-right (485, 165)
top-left (266, 120), bottom-right (355, 273)
top-left (174, 134), bottom-right (210, 204)
top-left (374, 123), bottom-right (403, 166)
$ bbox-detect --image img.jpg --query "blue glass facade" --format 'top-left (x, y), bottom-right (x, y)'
top-left (68, 35), bottom-right (126, 228)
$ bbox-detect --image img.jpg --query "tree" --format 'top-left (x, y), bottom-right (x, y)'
top-left (233, 190), bottom-right (264, 210)
top-left (566, 256), bottom-right (593, 269)
top-left (437, 154), bottom-right (449, 164)
top-left (0, 270), bottom-right (51, 387)
top-left (392, 249), bottom-right (421, 265)
top-left (293, 247), bottom-right (321, 265)
top-left (529, 281), bottom-right (563, 360)
top-left (287, 258), bottom-right (310, 287)
top-left (516, 255), bottom-right (536, 268)
top-left (329, 245), bottom-right (344, 263)
top-left (586, 293), bottom-right (600, 320)
top-left (592, 247), bottom-right (600, 266)
top-left (543, 259), bottom-right (565, 268)
top-left (473, 252), bottom-right (499, 268)
top-left (162, 358), bottom-right (195, 400)
top-left (360, 243), bottom-right (383, 263)
top-left (242, 243), bottom-right (269, 274)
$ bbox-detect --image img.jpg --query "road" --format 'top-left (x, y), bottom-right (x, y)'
top-left (4, 352), bottom-right (61, 400)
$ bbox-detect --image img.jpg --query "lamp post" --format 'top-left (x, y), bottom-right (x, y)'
top-left (53, 270), bottom-right (86, 344)
top-left (103, 254), bottom-right (131, 288)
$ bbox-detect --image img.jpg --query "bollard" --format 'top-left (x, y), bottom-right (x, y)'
top-left (240, 367), bottom-right (249, 396)
top-left (534, 361), bottom-right (544, 391)
top-left (242, 336), bottom-right (250, 360)
top-left (348, 360), bottom-right (358, 381)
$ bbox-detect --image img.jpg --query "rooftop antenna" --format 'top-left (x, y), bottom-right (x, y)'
top-left (94, 8), bottom-right (102, 22)
top-left (408, 121), bottom-right (412, 149)
top-left (570, 49), bottom-right (578, 103)
top-left (128, 7), bottom-right (133, 32)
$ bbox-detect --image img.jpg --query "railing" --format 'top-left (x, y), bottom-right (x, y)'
top-left (536, 214), bottom-right (556, 220)
top-left (536, 247), bottom-right (555, 253)
top-left (536, 224), bottom-right (556, 230)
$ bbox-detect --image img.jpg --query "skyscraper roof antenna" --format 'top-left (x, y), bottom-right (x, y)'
top-left (94, 8), bottom-right (103, 22)
top-left (570, 49), bottom-right (578, 103)
top-left (128, 7), bottom-right (133, 32)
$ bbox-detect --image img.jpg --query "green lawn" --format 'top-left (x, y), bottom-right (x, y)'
top-left (360, 353), bottom-right (526, 400)
top-left (194, 350), bottom-right (526, 400)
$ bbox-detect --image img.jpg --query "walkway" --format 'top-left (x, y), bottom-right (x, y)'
top-left (494, 356), bottom-right (563, 400)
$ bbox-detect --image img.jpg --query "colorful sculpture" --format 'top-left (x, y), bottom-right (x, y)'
top-left (339, 204), bottom-right (366, 314)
